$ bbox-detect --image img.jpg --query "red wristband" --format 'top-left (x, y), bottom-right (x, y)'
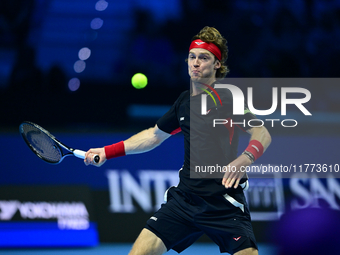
top-left (104, 141), bottom-right (126, 160)
top-left (245, 140), bottom-right (264, 161)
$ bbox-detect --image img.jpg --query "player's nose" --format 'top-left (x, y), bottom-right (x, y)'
top-left (193, 58), bottom-right (200, 66)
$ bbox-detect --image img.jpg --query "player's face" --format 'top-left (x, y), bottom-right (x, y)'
top-left (188, 48), bottom-right (221, 82)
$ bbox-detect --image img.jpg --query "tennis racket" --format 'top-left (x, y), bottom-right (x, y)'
top-left (19, 121), bottom-right (100, 164)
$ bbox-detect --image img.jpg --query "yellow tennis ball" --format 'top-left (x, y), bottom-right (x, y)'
top-left (131, 73), bottom-right (148, 89)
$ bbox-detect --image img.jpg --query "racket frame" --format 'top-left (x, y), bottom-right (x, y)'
top-left (19, 121), bottom-right (94, 164)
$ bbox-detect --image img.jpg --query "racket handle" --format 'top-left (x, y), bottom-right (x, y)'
top-left (73, 149), bottom-right (100, 164)
top-left (93, 155), bottom-right (100, 163)
top-left (74, 149), bottom-right (86, 159)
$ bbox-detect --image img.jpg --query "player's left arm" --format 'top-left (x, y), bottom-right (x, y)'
top-left (246, 126), bottom-right (272, 152)
top-left (222, 126), bottom-right (271, 189)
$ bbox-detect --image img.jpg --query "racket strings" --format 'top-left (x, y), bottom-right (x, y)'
top-left (20, 124), bottom-right (62, 163)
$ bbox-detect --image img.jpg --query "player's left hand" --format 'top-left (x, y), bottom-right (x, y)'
top-left (222, 154), bottom-right (251, 189)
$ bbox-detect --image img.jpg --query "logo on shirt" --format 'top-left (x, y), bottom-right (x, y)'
top-left (180, 117), bottom-right (185, 121)
top-left (199, 83), bottom-right (223, 113)
top-left (233, 236), bottom-right (241, 241)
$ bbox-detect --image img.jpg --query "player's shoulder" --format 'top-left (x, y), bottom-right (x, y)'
top-left (168, 90), bottom-right (190, 110)
top-left (176, 90), bottom-right (190, 102)
top-left (179, 90), bottom-right (190, 98)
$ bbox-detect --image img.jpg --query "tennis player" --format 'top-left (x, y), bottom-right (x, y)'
top-left (85, 26), bottom-right (271, 255)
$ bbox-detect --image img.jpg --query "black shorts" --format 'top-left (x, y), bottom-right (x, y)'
top-left (145, 186), bottom-right (258, 254)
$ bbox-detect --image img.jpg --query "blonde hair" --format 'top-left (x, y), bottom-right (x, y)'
top-left (191, 26), bottom-right (229, 78)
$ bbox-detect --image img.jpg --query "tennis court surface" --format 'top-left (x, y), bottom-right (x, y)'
top-left (0, 243), bottom-right (277, 255)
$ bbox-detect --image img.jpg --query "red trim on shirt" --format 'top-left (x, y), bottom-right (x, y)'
top-left (236, 124), bottom-right (246, 133)
top-left (224, 118), bottom-right (234, 144)
top-left (170, 127), bottom-right (182, 135)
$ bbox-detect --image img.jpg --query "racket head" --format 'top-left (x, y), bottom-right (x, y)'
top-left (19, 121), bottom-right (63, 164)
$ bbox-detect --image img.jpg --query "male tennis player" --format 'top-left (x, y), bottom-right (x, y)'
top-left (85, 26), bottom-right (271, 255)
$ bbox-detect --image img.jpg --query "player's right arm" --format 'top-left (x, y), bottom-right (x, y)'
top-left (124, 124), bottom-right (171, 154)
top-left (84, 124), bottom-right (170, 167)
top-left (86, 91), bottom-right (185, 167)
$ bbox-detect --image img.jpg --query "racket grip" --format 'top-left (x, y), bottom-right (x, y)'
top-left (73, 149), bottom-right (86, 159)
top-left (74, 149), bottom-right (100, 163)
top-left (94, 155), bottom-right (100, 163)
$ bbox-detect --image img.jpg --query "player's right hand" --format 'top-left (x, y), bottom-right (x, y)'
top-left (84, 147), bottom-right (107, 167)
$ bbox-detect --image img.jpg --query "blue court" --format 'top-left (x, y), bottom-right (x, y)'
top-left (0, 243), bottom-right (278, 255)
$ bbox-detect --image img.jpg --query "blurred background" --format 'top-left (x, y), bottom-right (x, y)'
top-left (0, 0), bottom-right (340, 254)
top-left (0, 0), bottom-right (340, 131)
